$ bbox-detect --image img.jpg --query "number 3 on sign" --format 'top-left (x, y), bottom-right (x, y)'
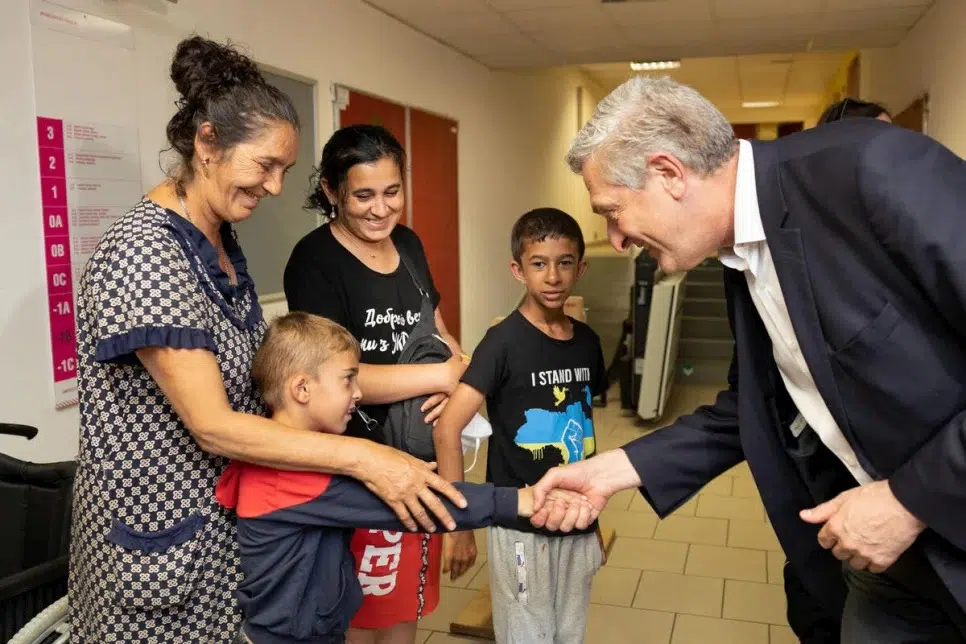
top-left (47, 126), bottom-right (55, 140)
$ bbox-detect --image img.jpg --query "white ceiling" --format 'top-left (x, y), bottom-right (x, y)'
top-left (582, 51), bottom-right (851, 110)
top-left (363, 0), bottom-right (933, 69)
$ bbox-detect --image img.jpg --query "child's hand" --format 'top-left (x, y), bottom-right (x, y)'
top-left (440, 353), bottom-right (468, 394)
top-left (517, 487), bottom-right (597, 522)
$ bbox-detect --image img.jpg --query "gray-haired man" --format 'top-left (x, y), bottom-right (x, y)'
top-left (528, 76), bottom-right (966, 643)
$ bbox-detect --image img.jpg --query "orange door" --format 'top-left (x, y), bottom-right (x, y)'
top-left (337, 89), bottom-right (408, 225)
top-left (409, 108), bottom-right (460, 342)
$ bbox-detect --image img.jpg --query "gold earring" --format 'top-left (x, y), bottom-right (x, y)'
top-left (202, 158), bottom-right (210, 178)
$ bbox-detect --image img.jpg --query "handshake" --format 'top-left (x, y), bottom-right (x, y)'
top-left (520, 449), bottom-right (641, 532)
top-left (517, 486), bottom-right (600, 533)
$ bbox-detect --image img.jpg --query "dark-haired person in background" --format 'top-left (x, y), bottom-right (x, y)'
top-left (284, 125), bottom-right (468, 644)
top-left (69, 38), bottom-right (465, 643)
top-left (818, 98), bottom-right (891, 125)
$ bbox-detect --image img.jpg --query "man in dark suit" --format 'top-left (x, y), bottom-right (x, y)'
top-left (528, 76), bottom-right (966, 642)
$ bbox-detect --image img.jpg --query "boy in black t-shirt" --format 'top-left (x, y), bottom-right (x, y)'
top-left (433, 208), bottom-right (607, 643)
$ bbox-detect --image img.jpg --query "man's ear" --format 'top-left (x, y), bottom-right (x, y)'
top-left (648, 153), bottom-right (687, 200)
top-left (576, 258), bottom-right (588, 280)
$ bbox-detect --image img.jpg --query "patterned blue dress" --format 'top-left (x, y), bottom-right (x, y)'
top-left (69, 198), bottom-right (266, 642)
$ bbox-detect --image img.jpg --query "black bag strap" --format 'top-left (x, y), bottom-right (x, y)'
top-left (397, 247), bottom-right (431, 301)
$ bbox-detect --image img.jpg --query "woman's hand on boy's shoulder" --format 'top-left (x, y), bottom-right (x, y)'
top-left (355, 444), bottom-right (467, 532)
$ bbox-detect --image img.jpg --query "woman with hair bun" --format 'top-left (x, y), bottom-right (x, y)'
top-left (69, 37), bottom-right (465, 643)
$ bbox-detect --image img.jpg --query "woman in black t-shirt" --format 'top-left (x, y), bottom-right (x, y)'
top-left (283, 125), bottom-right (469, 644)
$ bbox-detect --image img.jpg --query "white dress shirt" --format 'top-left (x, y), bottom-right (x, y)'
top-left (718, 140), bottom-right (872, 485)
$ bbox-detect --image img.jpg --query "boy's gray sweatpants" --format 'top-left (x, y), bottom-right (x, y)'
top-left (487, 526), bottom-right (603, 644)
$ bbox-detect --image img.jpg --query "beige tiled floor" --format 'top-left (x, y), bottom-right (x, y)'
top-left (415, 385), bottom-right (792, 643)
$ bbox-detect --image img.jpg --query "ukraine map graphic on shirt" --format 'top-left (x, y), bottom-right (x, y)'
top-left (514, 377), bottom-right (596, 465)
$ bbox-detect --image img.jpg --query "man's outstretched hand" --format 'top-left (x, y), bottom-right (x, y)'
top-left (530, 449), bottom-right (642, 532)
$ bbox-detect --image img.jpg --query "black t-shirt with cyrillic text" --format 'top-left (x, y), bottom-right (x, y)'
top-left (461, 310), bottom-right (607, 534)
top-left (283, 223), bottom-right (440, 440)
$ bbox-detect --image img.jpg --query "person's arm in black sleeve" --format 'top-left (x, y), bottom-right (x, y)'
top-left (592, 334), bottom-right (608, 397)
top-left (283, 239), bottom-right (348, 324)
top-left (283, 476), bottom-right (520, 531)
top-left (435, 327), bottom-right (504, 485)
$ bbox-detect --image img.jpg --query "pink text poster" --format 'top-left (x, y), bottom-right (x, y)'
top-left (31, 2), bottom-right (142, 408)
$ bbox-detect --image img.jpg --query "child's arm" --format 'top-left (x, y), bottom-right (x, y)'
top-left (433, 383), bottom-right (486, 580)
top-left (433, 383), bottom-right (486, 484)
top-left (280, 476), bottom-right (523, 533)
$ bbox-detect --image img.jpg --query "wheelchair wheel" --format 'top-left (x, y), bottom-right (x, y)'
top-left (8, 595), bottom-right (69, 644)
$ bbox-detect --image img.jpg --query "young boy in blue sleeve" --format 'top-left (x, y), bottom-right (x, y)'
top-left (216, 312), bottom-right (592, 644)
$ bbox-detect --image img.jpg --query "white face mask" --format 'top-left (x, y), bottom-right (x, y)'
top-left (461, 413), bottom-right (492, 473)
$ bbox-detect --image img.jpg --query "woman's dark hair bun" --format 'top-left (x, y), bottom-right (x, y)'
top-left (163, 35), bottom-right (299, 188)
top-left (170, 35), bottom-right (261, 107)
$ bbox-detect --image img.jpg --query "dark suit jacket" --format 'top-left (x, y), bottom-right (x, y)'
top-left (624, 118), bottom-right (966, 614)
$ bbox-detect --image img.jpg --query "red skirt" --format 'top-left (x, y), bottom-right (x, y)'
top-left (349, 528), bottom-right (442, 629)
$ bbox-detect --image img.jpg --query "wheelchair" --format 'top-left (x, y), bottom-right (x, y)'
top-left (0, 423), bottom-right (74, 643)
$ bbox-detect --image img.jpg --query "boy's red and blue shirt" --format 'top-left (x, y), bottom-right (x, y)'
top-left (216, 462), bottom-right (518, 643)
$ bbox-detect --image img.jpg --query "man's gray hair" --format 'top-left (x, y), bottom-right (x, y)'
top-left (567, 75), bottom-right (735, 189)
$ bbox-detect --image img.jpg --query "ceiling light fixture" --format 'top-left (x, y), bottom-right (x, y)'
top-left (630, 60), bottom-right (681, 71)
top-left (742, 101), bottom-right (782, 108)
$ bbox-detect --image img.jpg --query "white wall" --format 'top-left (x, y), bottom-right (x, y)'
top-left (0, 0), bottom-right (589, 461)
top-left (497, 67), bottom-right (608, 244)
top-left (861, 0), bottom-right (966, 155)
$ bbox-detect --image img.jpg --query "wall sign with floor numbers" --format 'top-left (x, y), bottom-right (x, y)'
top-left (31, 1), bottom-right (143, 408)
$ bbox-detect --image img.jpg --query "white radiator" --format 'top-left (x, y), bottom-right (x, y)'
top-left (636, 272), bottom-right (686, 421)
